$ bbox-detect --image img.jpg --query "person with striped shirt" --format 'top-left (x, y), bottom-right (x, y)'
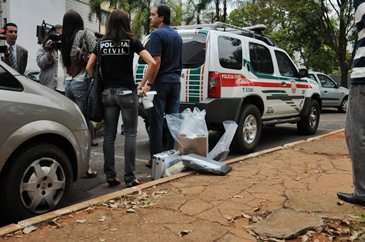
top-left (337, 0), bottom-right (365, 206)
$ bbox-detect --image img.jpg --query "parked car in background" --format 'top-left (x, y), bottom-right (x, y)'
top-left (308, 71), bottom-right (349, 112)
top-left (25, 70), bottom-right (40, 83)
top-left (0, 61), bottom-right (90, 222)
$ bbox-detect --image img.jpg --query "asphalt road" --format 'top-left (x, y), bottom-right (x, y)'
top-left (66, 108), bottom-right (346, 205)
top-left (0, 108), bottom-right (345, 226)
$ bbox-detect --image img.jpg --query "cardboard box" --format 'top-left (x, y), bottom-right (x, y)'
top-left (176, 134), bottom-right (208, 157)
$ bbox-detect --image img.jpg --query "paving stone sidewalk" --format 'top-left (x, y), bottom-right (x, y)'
top-left (2, 131), bottom-right (365, 242)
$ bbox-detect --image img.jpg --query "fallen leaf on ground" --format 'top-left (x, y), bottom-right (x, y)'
top-left (179, 230), bottom-right (192, 237)
top-left (109, 203), bottom-right (119, 209)
top-left (253, 207), bottom-right (261, 212)
top-left (153, 190), bottom-right (168, 196)
top-left (98, 216), bottom-right (106, 222)
top-left (86, 207), bottom-right (95, 213)
top-left (127, 208), bottom-right (136, 213)
top-left (224, 216), bottom-right (233, 222)
top-left (48, 219), bottom-right (62, 228)
top-left (76, 219), bottom-right (87, 224)
top-left (23, 226), bottom-right (38, 234)
top-left (241, 212), bottom-right (252, 219)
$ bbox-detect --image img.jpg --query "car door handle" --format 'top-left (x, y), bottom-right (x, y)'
top-left (324, 91), bottom-right (328, 93)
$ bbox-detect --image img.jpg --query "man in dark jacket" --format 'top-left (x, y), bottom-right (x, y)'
top-left (3, 23), bottom-right (28, 74)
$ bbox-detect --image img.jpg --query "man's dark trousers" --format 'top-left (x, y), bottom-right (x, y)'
top-left (150, 82), bottom-right (180, 156)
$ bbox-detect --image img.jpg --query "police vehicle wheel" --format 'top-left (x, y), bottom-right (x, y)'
top-left (297, 99), bottom-right (320, 135)
top-left (232, 104), bottom-right (262, 154)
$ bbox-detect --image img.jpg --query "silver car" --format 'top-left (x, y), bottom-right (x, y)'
top-left (0, 62), bottom-right (90, 221)
top-left (308, 71), bottom-right (349, 112)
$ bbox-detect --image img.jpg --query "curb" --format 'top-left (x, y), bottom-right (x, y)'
top-left (0, 129), bottom-right (345, 237)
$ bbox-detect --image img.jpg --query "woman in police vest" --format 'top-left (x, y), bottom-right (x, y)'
top-left (86, 9), bottom-right (156, 187)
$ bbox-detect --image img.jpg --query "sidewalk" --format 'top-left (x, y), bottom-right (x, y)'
top-left (1, 131), bottom-right (365, 242)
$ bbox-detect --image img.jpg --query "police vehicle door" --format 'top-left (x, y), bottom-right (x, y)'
top-left (274, 50), bottom-right (306, 116)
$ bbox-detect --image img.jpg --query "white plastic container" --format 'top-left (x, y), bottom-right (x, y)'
top-left (141, 91), bottom-right (157, 109)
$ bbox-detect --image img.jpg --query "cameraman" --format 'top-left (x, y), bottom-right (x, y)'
top-left (36, 25), bottom-right (65, 93)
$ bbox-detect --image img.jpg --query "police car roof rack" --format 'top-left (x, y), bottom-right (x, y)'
top-left (174, 22), bottom-right (275, 46)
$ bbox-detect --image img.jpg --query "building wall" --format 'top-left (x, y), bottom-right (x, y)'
top-left (7, 0), bottom-right (67, 70)
top-left (2, 0), bottom-right (100, 71)
top-left (66, 0), bottom-right (99, 32)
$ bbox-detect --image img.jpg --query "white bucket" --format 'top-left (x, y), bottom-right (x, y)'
top-left (141, 91), bottom-right (157, 109)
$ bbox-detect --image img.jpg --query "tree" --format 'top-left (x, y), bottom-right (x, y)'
top-left (229, 0), bottom-right (353, 85)
top-left (89, 0), bottom-right (105, 32)
top-left (183, 0), bottom-right (212, 24)
top-left (89, 0), bottom-right (152, 36)
top-left (319, 0), bottom-right (354, 87)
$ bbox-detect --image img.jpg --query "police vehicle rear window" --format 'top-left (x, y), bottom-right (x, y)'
top-left (218, 36), bottom-right (242, 70)
top-left (138, 32), bottom-right (207, 69)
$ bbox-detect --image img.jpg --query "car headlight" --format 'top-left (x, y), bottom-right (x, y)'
top-left (72, 102), bottom-right (89, 130)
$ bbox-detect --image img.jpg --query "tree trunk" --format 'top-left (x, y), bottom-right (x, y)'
top-left (223, 0), bottom-right (227, 22)
top-left (338, 2), bottom-right (350, 87)
top-left (144, 0), bottom-right (151, 34)
top-left (215, 0), bottom-right (220, 21)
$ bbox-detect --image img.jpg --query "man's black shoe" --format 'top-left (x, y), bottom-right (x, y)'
top-left (337, 192), bottom-right (365, 206)
top-left (125, 178), bottom-right (141, 188)
top-left (107, 178), bottom-right (121, 187)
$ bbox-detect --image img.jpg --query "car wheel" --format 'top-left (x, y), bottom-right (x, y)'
top-left (0, 144), bottom-right (72, 221)
top-left (232, 104), bottom-right (262, 154)
top-left (297, 99), bottom-right (320, 135)
top-left (338, 96), bottom-right (348, 113)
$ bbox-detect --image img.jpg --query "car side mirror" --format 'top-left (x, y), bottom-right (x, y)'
top-left (298, 68), bottom-right (308, 78)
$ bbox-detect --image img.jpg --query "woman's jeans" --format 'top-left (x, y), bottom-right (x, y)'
top-left (64, 73), bottom-right (90, 116)
top-left (64, 73), bottom-right (95, 144)
top-left (102, 88), bottom-right (138, 182)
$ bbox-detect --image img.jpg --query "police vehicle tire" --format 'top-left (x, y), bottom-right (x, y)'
top-left (0, 144), bottom-right (72, 222)
top-left (232, 104), bottom-right (262, 154)
top-left (297, 99), bottom-right (320, 135)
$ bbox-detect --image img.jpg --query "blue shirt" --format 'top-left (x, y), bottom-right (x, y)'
top-left (149, 25), bottom-right (182, 84)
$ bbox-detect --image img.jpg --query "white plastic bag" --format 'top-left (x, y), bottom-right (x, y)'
top-left (207, 120), bottom-right (238, 161)
top-left (166, 108), bottom-right (208, 156)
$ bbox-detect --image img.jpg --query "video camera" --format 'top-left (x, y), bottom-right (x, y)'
top-left (36, 20), bottom-right (62, 49)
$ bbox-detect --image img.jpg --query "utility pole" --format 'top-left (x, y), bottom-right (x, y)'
top-left (0, 0), bottom-right (3, 27)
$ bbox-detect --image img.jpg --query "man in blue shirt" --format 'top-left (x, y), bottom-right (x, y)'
top-left (140, 5), bottom-right (182, 164)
